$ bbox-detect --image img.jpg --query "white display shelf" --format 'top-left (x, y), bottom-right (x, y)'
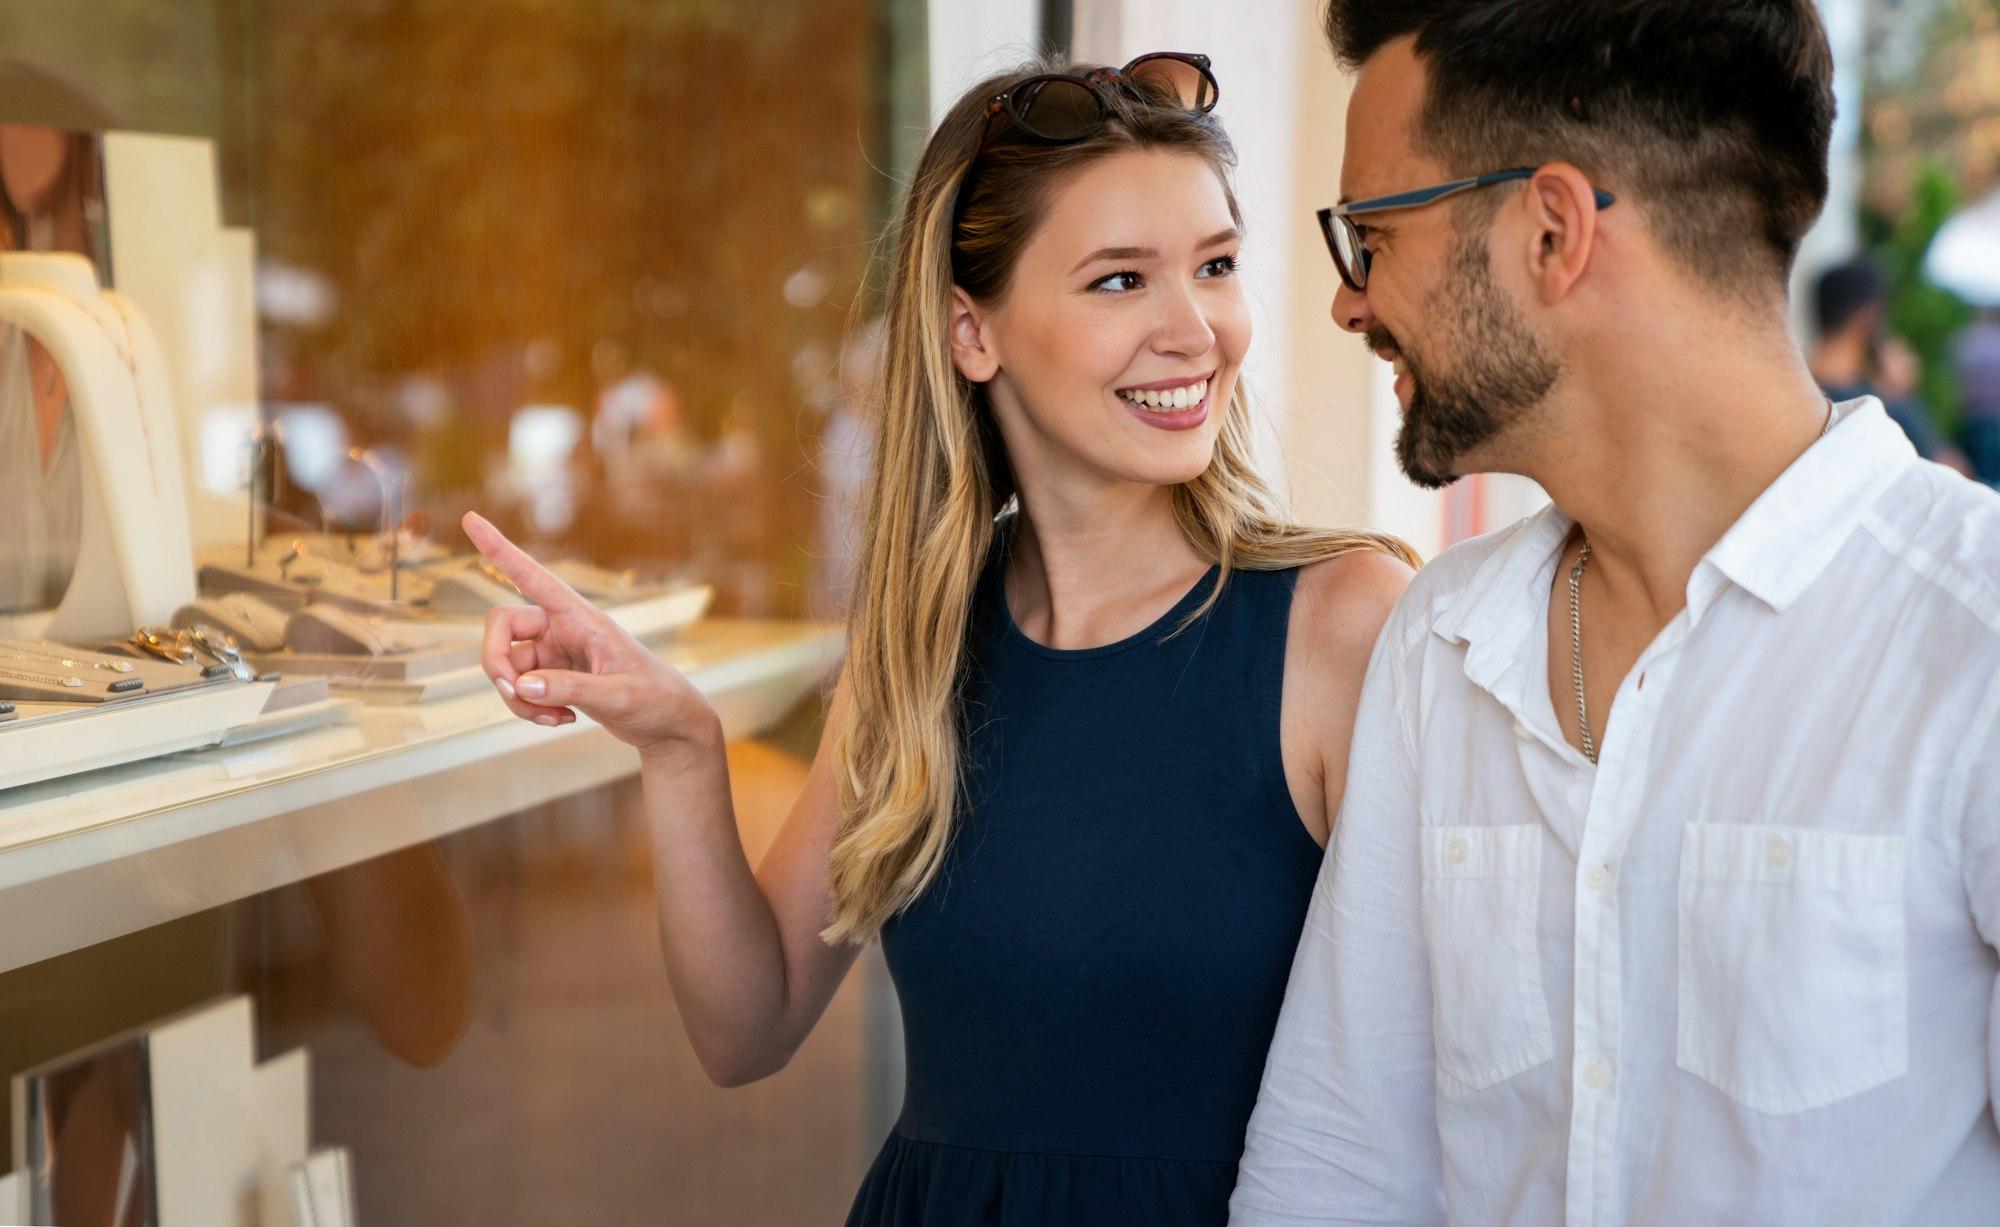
top-left (0, 619), bottom-right (842, 975)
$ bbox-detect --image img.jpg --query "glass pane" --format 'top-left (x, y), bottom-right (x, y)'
top-left (0, 1), bottom-right (920, 1221)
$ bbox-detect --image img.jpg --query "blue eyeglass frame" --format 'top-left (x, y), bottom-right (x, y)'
top-left (1315, 167), bottom-right (1617, 292)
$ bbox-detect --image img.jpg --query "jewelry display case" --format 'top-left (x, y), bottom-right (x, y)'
top-left (0, 1), bottom-right (915, 1219)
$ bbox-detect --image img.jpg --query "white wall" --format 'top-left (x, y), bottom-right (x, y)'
top-left (928, 0), bottom-right (1042, 126)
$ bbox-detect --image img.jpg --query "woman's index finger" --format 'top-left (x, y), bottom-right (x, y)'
top-left (460, 511), bottom-right (586, 613)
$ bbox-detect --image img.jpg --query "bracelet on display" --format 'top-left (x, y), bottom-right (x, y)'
top-left (173, 594), bottom-right (291, 652)
top-left (128, 627), bottom-right (197, 665)
top-left (180, 624), bottom-right (257, 683)
top-left (128, 626), bottom-right (258, 681)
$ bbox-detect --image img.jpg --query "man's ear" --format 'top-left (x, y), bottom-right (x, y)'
top-left (1520, 163), bottom-right (1602, 304)
top-left (949, 286), bottom-right (1000, 383)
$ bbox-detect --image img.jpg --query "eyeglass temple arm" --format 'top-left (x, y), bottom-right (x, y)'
top-left (1333, 169), bottom-right (1616, 218)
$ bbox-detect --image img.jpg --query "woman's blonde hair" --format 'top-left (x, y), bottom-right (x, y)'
top-left (825, 57), bottom-right (1418, 943)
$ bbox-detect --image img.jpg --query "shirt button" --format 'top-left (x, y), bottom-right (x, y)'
top-left (1447, 838), bottom-right (1468, 865)
top-left (1586, 864), bottom-right (1612, 891)
top-left (1585, 1060), bottom-right (1612, 1090)
top-left (1513, 720), bottom-right (1534, 741)
top-left (1768, 838), bottom-right (1792, 869)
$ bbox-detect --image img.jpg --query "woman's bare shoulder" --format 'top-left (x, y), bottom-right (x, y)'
top-left (1289, 547), bottom-right (1414, 673)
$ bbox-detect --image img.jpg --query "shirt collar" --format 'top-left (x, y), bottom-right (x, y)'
top-left (1431, 396), bottom-right (1916, 694)
top-left (1431, 503), bottom-right (1571, 704)
top-left (1693, 397), bottom-right (1914, 618)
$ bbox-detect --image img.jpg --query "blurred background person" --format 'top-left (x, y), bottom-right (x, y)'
top-left (1955, 306), bottom-right (2000, 484)
top-left (1810, 254), bottom-right (1973, 473)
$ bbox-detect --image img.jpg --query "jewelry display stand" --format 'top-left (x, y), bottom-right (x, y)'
top-left (383, 571), bottom-right (713, 645)
top-left (101, 132), bottom-right (262, 555)
top-left (199, 541), bottom-right (715, 646)
top-left (0, 253), bottom-right (194, 642)
top-left (0, 254), bottom-right (277, 789)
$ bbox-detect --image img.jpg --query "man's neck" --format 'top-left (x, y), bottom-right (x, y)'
top-left (1525, 345), bottom-right (1830, 625)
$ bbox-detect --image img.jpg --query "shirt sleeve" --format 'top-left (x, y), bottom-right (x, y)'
top-left (1958, 670), bottom-right (2000, 1120)
top-left (1229, 615), bottom-right (1445, 1225)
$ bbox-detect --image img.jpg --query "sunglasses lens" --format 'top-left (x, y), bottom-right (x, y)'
top-left (1015, 78), bottom-right (1101, 140)
top-left (1126, 56), bottom-right (1217, 112)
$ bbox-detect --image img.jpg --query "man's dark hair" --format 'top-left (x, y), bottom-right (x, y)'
top-left (1812, 256), bottom-right (1884, 337)
top-left (1325, 1), bottom-right (1835, 296)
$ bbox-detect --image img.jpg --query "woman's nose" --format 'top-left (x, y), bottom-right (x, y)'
top-left (1154, 290), bottom-right (1216, 357)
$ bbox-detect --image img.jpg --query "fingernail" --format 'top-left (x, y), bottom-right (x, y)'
top-left (495, 676), bottom-right (516, 699)
top-left (534, 714), bottom-right (557, 727)
top-left (517, 674), bottom-right (546, 699)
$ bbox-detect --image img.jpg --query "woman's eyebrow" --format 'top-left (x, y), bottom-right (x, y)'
top-left (1069, 245), bottom-right (1155, 274)
top-left (1068, 228), bottom-right (1241, 275)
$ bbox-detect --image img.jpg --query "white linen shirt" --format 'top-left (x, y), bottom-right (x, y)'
top-left (1231, 400), bottom-right (2000, 1225)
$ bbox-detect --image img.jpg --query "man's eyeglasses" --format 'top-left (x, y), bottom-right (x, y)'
top-left (974, 52), bottom-right (1219, 159)
top-left (1316, 168), bottom-right (1617, 292)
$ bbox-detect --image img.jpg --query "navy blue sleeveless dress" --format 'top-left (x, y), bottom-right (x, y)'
top-left (845, 542), bottom-right (1323, 1226)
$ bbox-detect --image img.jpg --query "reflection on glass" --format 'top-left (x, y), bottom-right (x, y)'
top-left (21, 1030), bottom-right (158, 1227)
top-left (0, 2), bottom-right (923, 1220)
top-left (0, 114), bottom-right (107, 616)
top-left (0, 317), bottom-right (81, 613)
top-left (228, 2), bottom-right (904, 618)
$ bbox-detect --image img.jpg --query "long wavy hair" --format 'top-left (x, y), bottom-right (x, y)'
top-left (824, 57), bottom-right (1419, 943)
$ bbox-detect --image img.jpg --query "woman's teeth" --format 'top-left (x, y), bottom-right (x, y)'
top-left (1117, 378), bottom-right (1209, 412)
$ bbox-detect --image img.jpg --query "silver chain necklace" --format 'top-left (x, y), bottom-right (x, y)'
top-left (1569, 400), bottom-right (1837, 764)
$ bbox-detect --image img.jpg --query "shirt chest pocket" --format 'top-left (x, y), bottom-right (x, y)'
top-left (1419, 825), bottom-right (1554, 1090)
top-left (1677, 823), bottom-right (1908, 1114)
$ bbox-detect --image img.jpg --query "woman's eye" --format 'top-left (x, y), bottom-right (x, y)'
top-left (1089, 270), bottom-right (1143, 293)
top-left (1198, 254), bottom-right (1239, 278)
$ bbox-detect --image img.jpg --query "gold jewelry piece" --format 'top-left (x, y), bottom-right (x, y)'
top-left (128, 628), bottom-right (195, 665)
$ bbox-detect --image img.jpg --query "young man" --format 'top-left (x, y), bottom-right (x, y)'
top-left (1231, 3), bottom-right (2000, 1223)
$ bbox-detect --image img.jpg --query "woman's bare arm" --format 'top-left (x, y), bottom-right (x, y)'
top-left (463, 512), bottom-right (860, 1086)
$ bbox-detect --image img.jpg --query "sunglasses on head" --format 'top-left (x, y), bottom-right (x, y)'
top-left (974, 52), bottom-right (1219, 157)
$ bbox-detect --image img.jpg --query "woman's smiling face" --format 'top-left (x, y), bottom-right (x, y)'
top-left (957, 147), bottom-right (1251, 491)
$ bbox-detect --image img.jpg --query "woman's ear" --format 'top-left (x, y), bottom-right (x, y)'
top-left (948, 286), bottom-right (1000, 383)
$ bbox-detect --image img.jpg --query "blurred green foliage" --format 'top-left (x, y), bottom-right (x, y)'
top-left (1861, 160), bottom-right (1976, 434)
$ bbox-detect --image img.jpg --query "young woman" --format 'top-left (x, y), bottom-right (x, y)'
top-left (464, 53), bottom-right (1416, 1226)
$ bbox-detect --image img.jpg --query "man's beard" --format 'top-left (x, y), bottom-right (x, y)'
top-left (1369, 232), bottom-right (1560, 490)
